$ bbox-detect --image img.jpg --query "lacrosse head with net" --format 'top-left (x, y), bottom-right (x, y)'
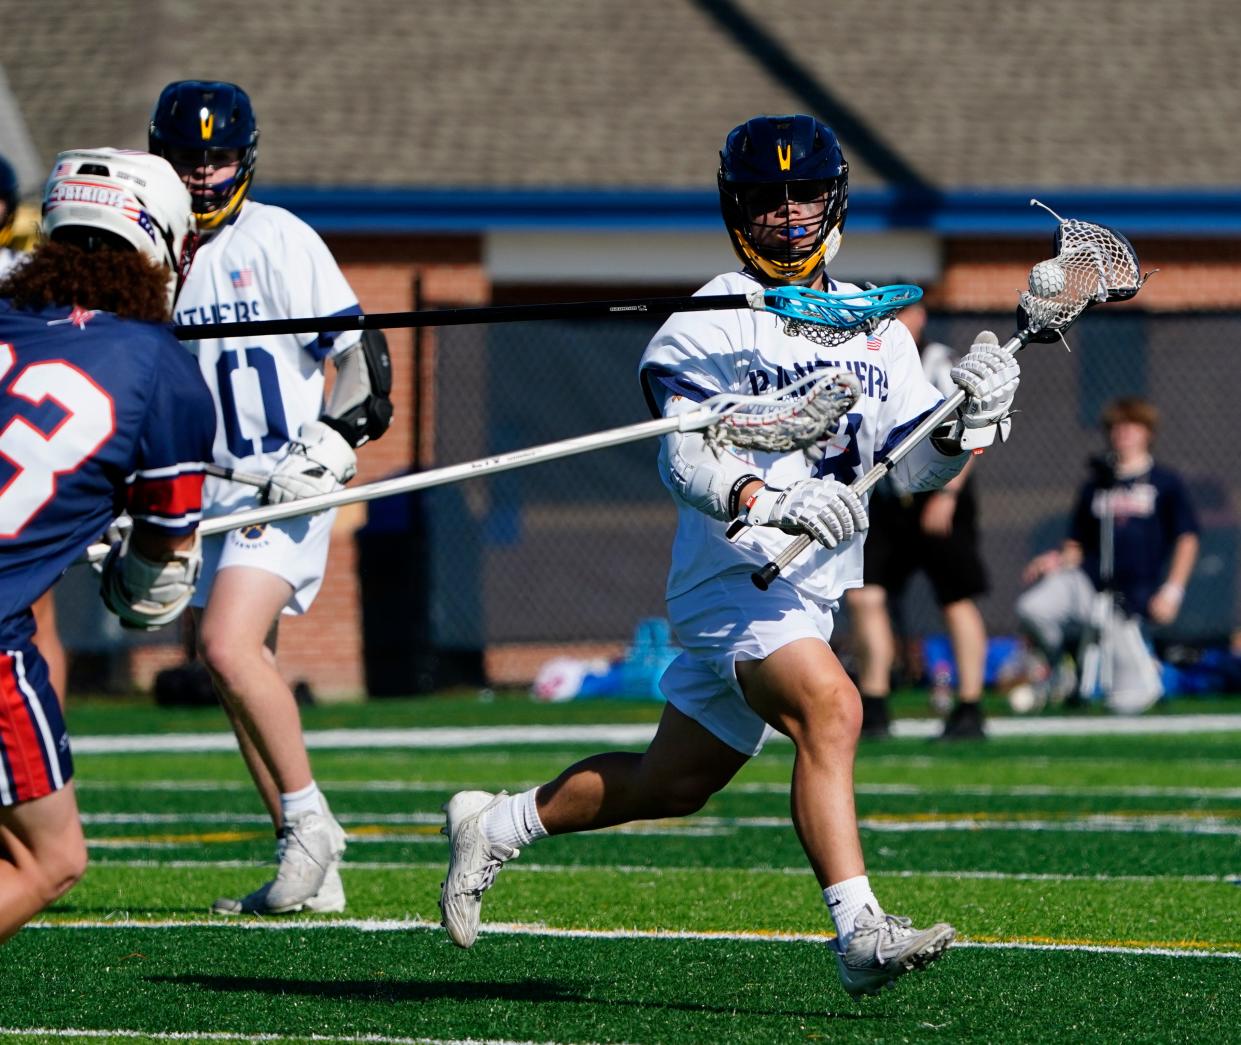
top-left (757, 283), bottom-right (923, 348)
top-left (1018, 202), bottom-right (1151, 338)
top-left (701, 368), bottom-right (861, 455)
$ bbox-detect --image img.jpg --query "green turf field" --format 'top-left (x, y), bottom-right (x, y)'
top-left (4, 694), bottom-right (1239, 1044)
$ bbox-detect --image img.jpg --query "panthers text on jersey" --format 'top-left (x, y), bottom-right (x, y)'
top-left (174, 200), bottom-right (362, 515)
top-left (0, 299), bottom-right (216, 644)
top-left (639, 269), bottom-right (944, 604)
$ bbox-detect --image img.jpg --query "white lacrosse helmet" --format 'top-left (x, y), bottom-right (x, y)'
top-left (41, 148), bottom-right (194, 305)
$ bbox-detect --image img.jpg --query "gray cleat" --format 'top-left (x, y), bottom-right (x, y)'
top-left (834, 905), bottom-right (955, 998)
top-left (439, 790), bottom-right (519, 948)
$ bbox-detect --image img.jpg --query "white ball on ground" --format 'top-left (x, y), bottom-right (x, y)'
top-left (1029, 260), bottom-right (1067, 298)
top-left (1007, 683), bottom-right (1039, 714)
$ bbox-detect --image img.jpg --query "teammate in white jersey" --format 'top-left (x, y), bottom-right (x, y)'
top-left (150, 81), bottom-right (393, 916)
top-left (438, 115), bottom-right (1021, 998)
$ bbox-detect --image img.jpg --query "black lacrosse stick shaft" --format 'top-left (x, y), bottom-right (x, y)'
top-left (172, 294), bottom-right (755, 341)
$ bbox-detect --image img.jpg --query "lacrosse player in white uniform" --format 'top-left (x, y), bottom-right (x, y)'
top-left (149, 81), bottom-right (393, 916)
top-left (438, 115), bottom-right (1022, 998)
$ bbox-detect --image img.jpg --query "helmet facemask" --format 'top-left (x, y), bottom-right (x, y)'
top-left (160, 145), bottom-right (255, 231)
top-left (720, 173), bottom-right (847, 287)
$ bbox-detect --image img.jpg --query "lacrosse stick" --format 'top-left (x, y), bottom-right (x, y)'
top-left (82, 369), bottom-right (861, 566)
top-left (205, 463), bottom-right (268, 488)
top-left (752, 202), bottom-right (1153, 590)
top-left (174, 284), bottom-right (922, 343)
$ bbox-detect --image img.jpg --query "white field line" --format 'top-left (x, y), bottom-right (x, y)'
top-left (86, 857), bottom-right (1239, 885)
top-left (0, 1029), bottom-right (579, 1045)
top-left (24, 916), bottom-right (1241, 961)
top-left (79, 779), bottom-right (1241, 800)
top-left (70, 713), bottom-right (1241, 754)
top-left (80, 810), bottom-right (1241, 836)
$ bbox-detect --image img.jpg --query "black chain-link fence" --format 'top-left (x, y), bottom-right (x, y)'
top-left (412, 310), bottom-right (1240, 661)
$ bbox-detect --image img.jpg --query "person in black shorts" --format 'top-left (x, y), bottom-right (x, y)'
top-left (846, 298), bottom-right (991, 740)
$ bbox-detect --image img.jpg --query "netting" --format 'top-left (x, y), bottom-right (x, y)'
top-left (1019, 214), bottom-right (1148, 334)
top-left (413, 310), bottom-right (1241, 654)
top-left (703, 369), bottom-right (860, 454)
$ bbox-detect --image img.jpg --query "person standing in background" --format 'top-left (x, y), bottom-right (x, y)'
top-left (845, 295), bottom-right (991, 740)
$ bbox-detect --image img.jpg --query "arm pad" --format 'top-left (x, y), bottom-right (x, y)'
top-left (887, 430), bottom-right (970, 493)
top-left (322, 328), bottom-right (394, 447)
top-left (658, 398), bottom-right (760, 521)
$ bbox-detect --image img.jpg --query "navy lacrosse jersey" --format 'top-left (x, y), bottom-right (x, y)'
top-left (1068, 460), bottom-right (1198, 616)
top-left (0, 299), bottom-right (216, 643)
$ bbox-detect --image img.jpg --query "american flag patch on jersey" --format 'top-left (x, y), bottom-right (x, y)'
top-left (866, 335), bottom-right (883, 351)
top-left (230, 269), bottom-right (254, 289)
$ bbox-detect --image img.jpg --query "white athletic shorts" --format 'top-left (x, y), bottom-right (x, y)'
top-left (191, 508), bottom-right (335, 616)
top-left (661, 568), bottom-right (838, 756)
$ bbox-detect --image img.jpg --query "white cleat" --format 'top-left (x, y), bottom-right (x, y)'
top-left (211, 863), bottom-right (346, 916)
top-left (211, 809), bottom-right (347, 916)
top-left (439, 790), bottom-right (519, 948)
top-left (834, 905), bottom-right (955, 998)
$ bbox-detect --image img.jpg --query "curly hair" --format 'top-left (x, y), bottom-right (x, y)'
top-left (0, 240), bottom-right (172, 323)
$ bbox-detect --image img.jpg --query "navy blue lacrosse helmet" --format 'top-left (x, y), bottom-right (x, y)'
top-left (0, 154), bottom-right (17, 248)
top-left (718, 115), bottom-right (848, 286)
top-left (149, 80), bottom-right (259, 230)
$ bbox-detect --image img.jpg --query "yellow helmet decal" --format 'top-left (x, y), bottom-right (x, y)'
top-left (776, 144), bottom-right (792, 172)
top-left (199, 107), bottom-right (214, 141)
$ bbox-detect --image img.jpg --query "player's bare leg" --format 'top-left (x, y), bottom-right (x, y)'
top-left (737, 638), bottom-right (954, 996)
top-left (31, 592), bottom-right (68, 707)
top-left (198, 567), bottom-right (345, 914)
top-left (440, 704), bottom-right (749, 947)
top-left (735, 637), bottom-right (865, 886)
top-left (0, 784), bottom-right (87, 943)
top-left (537, 703), bottom-right (750, 831)
top-left (196, 606), bottom-right (282, 826)
top-left (198, 567), bottom-right (313, 794)
top-left (846, 585), bottom-right (895, 737)
top-left (940, 598), bottom-right (987, 739)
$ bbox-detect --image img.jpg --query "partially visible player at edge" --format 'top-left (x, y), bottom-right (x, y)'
top-left (0, 148), bottom-right (213, 943)
top-left (149, 81), bottom-right (393, 916)
top-left (0, 154), bottom-right (68, 705)
top-left (439, 115), bottom-right (1022, 998)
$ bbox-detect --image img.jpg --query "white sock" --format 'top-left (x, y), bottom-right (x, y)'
top-left (480, 787), bottom-right (549, 849)
top-left (280, 781), bottom-right (323, 821)
top-left (824, 875), bottom-right (882, 947)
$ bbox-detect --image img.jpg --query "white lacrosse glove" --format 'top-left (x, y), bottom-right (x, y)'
top-left (743, 478), bottom-right (869, 550)
top-left (263, 420), bottom-right (358, 505)
top-left (940, 331), bottom-right (1021, 450)
top-left (100, 530), bottom-right (202, 631)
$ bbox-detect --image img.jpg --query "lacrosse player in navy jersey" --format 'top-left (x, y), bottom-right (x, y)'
top-left (0, 154), bottom-right (69, 705)
top-left (0, 148), bottom-right (213, 943)
top-left (149, 81), bottom-right (393, 916)
top-left (1017, 397), bottom-right (1198, 707)
top-left (438, 115), bottom-right (1024, 998)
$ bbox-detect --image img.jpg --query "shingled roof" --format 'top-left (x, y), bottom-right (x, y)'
top-left (2, 0), bottom-right (1238, 194)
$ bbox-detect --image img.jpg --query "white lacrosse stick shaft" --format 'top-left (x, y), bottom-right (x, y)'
top-left (82, 375), bottom-right (852, 566)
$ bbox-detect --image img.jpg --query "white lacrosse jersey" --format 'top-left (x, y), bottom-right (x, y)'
top-left (639, 269), bottom-right (943, 604)
top-left (174, 200), bottom-right (362, 515)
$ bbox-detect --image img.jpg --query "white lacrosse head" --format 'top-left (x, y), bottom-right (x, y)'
top-left (1018, 210), bottom-right (1148, 335)
top-left (704, 368), bottom-right (862, 454)
top-left (42, 149), bottom-right (194, 306)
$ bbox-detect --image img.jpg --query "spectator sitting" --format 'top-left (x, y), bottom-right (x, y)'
top-left (1015, 396), bottom-right (1198, 707)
